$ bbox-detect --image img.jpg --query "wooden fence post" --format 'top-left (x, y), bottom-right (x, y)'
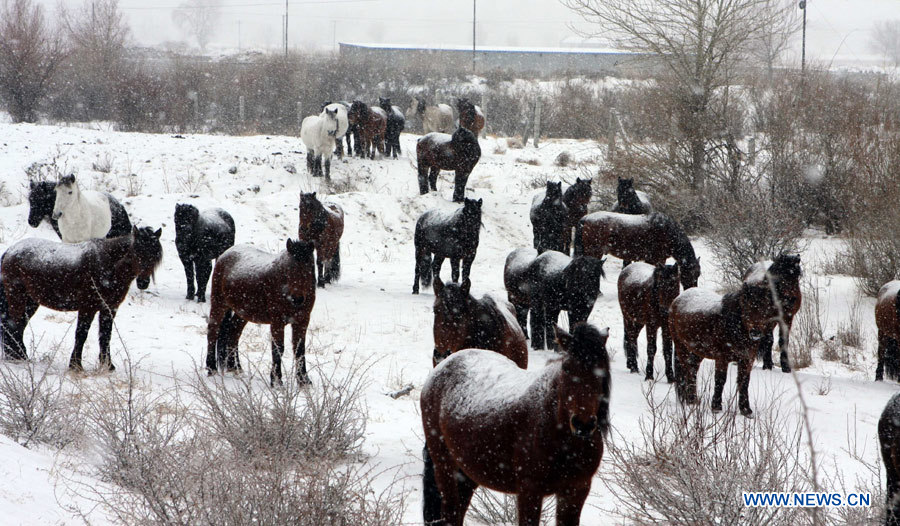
top-left (533, 97), bottom-right (542, 148)
top-left (607, 110), bottom-right (617, 161)
top-left (239, 95), bottom-right (245, 124)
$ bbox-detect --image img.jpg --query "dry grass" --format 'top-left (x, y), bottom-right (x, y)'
top-left (468, 489), bottom-right (554, 525)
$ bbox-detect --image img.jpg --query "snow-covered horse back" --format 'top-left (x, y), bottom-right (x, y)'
top-left (52, 175), bottom-right (114, 243)
top-left (421, 323), bottom-right (611, 526)
top-left (301, 106), bottom-right (340, 179)
top-left (0, 226), bottom-right (163, 370)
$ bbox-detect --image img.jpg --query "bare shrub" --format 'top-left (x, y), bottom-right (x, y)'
top-left (790, 277), bottom-right (827, 370)
top-left (555, 151), bottom-right (572, 167)
top-left (0, 354), bottom-right (82, 448)
top-left (92, 153), bottom-right (114, 173)
top-left (843, 208), bottom-right (900, 297)
top-left (506, 136), bottom-right (525, 149)
top-left (468, 488), bottom-right (554, 525)
top-left (603, 386), bottom-right (815, 526)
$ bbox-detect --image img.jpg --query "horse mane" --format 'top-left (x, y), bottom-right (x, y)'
top-left (132, 227), bottom-right (164, 277)
top-left (650, 213), bottom-right (697, 267)
top-left (457, 99), bottom-right (476, 121)
top-left (299, 195), bottom-right (328, 239)
top-left (768, 254), bottom-right (802, 282)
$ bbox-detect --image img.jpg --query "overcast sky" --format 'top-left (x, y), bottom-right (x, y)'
top-left (35, 0), bottom-right (900, 66)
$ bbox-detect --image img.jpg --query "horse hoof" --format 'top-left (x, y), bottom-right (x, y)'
top-left (317, 282), bottom-right (325, 289)
top-left (666, 376), bottom-right (676, 384)
top-left (644, 374), bottom-right (653, 381)
top-left (68, 362), bottom-right (84, 373)
top-left (207, 368), bottom-right (217, 377)
top-left (741, 410), bottom-right (754, 418)
top-left (711, 405), bottom-right (722, 412)
top-left (185, 293), bottom-right (194, 300)
top-left (297, 374), bottom-right (312, 386)
top-left (197, 296), bottom-right (206, 303)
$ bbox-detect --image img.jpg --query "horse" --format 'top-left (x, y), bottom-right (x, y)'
top-left (379, 97), bottom-right (406, 158)
top-left (456, 97), bottom-right (485, 137)
top-left (611, 177), bottom-right (653, 214)
top-left (301, 106), bottom-right (340, 179)
top-left (668, 282), bottom-right (777, 416)
top-left (504, 247), bottom-right (606, 350)
top-left (421, 323), bottom-right (611, 526)
top-left (53, 174), bottom-right (116, 243)
top-left (174, 204), bottom-right (236, 302)
top-left (206, 239), bottom-right (316, 386)
top-left (412, 198), bottom-right (482, 295)
top-left (406, 97), bottom-right (455, 134)
top-left (347, 101), bottom-right (387, 159)
top-left (530, 181), bottom-right (569, 254)
top-left (416, 127), bottom-right (481, 203)
top-left (876, 281), bottom-right (900, 382)
top-left (879, 392), bottom-right (900, 526)
top-left (297, 192), bottom-right (344, 288)
top-left (618, 262), bottom-right (680, 382)
top-left (28, 180), bottom-right (131, 240)
top-left (1, 227), bottom-right (162, 370)
top-left (322, 101), bottom-right (354, 158)
top-left (562, 177), bottom-right (592, 254)
top-left (431, 276), bottom-right (527, 369)
top-left (742, 254), bottom-right (802, 373)
top-left (575, 211), bottom-right (701, 289)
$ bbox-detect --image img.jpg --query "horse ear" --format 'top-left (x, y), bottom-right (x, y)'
top-left (433, 276), bottom-right (443, 295)
top-left (132, 226), bottom-right (138, 235)
top-left (30, 180), bottom-right (36, 188)
top-left (554, 325), bottom-right (573, 351)
top-left (477, 198), bottom-right (483, 206)
top-left (286, 239), bottom-right (294, 252)
top-left (154, 228), bottom-right (162, 238)
top-left (461, 277), bottom-right (471, 295)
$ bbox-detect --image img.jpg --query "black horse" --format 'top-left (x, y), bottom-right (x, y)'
top-left (880, 393), bottom-right (900, 526)
top-left (504, 247), bottom-right (606, 350)
top-left (612, 177), bottom-right (652, 215)
top-left (530, 181), bottom-right (569, 254)
top-left (27, 180), bottom-right (131, 239)
top-left (379, 97), bottom-right (406, 159)
top-left (563, 177), bottom-right (593, 254)
top-left (412, 198), bottom-right (482, 294)
top-left (174, 204), bottom-right (236, 302)
top-left (416, 127), bottom-right (481, 202)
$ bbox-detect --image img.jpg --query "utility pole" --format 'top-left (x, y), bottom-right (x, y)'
top-left (800, 0), bottom-right (807, 74)
top-left (238, 20), bottom-right (242, 52)
top-left (284, 0), bottom-right (289, 56)
top-left (472, 0), bottom-right (476, 73)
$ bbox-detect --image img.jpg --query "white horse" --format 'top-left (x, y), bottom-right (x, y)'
top-left (406, 97), bottom-right (455, 134)
top-left (301, 107), bottom-right (340, 179)
top-left (323, 102), bottom-right (350, 159)
top-left (52, 175), bottom-right (112, 243)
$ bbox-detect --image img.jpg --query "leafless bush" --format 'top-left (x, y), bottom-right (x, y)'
top-left (175, 169), bottom-right (209, 193)
top-left (790, 277), bottom-right (827, 370)
top-left (119, 173), bottom-right (144, 197)
top-left (843, 209), bottom-right (900, 297)
top-left (506, 136), bottom-right (525, 149)
top-left (555, 151), bottom-right (573, 167)
top-left (0, 353), bottom-right (82, 448)
top-left (468, 489), bottom-right (554, 525)
top-left (92, 153), bottom-right (114, 173)
top-left (603, 385), bottom-right (815, 526)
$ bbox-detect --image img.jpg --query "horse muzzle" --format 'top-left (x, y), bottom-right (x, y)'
top-left (136, 276), bottom-right (151, 290)
top-left (328, 130), bottom-right (337, 137)
top-left (51, 211), bottom-right (62, 220)
top-left (749, 329), bottom-right (763, 341)
top-left (569, 415), bottom-right (598, 438)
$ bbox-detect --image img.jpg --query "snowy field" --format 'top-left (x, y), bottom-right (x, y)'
top-left (0, 121), bottom-right (896, 524)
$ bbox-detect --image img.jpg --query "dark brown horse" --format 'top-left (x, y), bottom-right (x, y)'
top-left (530, 181), bottom-right (569, 254)
top-left (206, 239), bottom-right (316, 385)
top-left (413, 198), bottom-right (482, 294)
top-left (618, 262), bottom-right (680, 382)
top-left (576, 211), bottom-right (701, 289)
top-left (743, 254), bottom-right (802, 373)
top-left (431, 276), bottom-right (527, 369)
top-left (879, 392), bottom-right (900, 525)
top-left (421, 323), bottom-right (610, 526)
top-left (456, 98), bottom-right (484, 137)
top-left (416, 127), bottom-right (481, 203)
top-left (562, 177), bottom-right (592, 254)
top-left (668, 283), bottom-right (776, 416)
top-left (347, 100), bottom-right (387, 159)
top-left (1, 227), bottom-right (162, 370)
top-left (298, 192), bottom-right (344, 288)
top-left (876, 281), bottom-right (900, 382)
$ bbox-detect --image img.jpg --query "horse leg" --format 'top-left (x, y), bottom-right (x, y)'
top-left (180, 255), bottom-right (196, 300)
top-left (556, 484), bottom-right (590, 526)
top-left (736, 358), bottom-right (754, 417)
top-left (429, 167), bottom-right (439, 192)
top-left (661, 319), bottom-right (675, 383)
top-left (69, 311), bottom-right (96, 372)
top-left (97, 307), bottom-right (117, 371)
top-left (450, 258), bottom-right (460, 283)
top-left (878, 333), bottom-right (889, 381)
top-left (454, 474), bottom-right (477, 525)
top-left (452, 170), bottom-right (468, 203)
top-left (676, 350), bottom-right (701, 405)
top-left (431, 255), bottom-right (445, 285)
top-left (778, 317), bottom-right (793, 372)
top-left (269, 324), bottom-right (286, 386)
top-left (417, 163), bottom-right (430, 195)
top-left (514, 304), bottom-right (529, 339)
top-left (206, 301), bottom-right (228, 375)
top-left (306, 152), bottom-right (315, 175)
top-left (645, 324), bottom-right (658, 380)
top-left (530, 300), bottom-right (546, 350)
top-left (194, 259), bottom-right (213, 303)
top-left (516, 491), bottom-right (544, 526)
top-left (225, 315), bottom-right (248, 372)
top-left (563, 225), bottom-right (572, 255)
top-left (3, 291), bottom-right (30, 360)
top-left (291, 319), bottom-right (311, 385)
top-left (316, 254), bottom-right (325, 288)
top-left (758, 327), bottom-right (775, 370)
top-left (623, 319), bottom-right (640, 374)
top-left (461, 256), bottom-right (474, 283)
top-left (323, 157), bottom-right (331, 180)
top-left (422, 446), bottom-right (443, 525)
top-left (711, 360), bottom-right (728, 412)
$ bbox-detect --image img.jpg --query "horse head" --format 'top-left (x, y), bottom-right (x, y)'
top-left (615, 177), bottom-right (636, 202)
top-left (322, 107), bottom-right (339, 137)
top-left (554, 323), bottom-right (611, 439)
top-left (379, 97), bottom-right (392, 112)
top-left (132, 226), bottom-right (163, 290)
top-left (564, 256), bottom-right (605, 324)
top-left (653, 263), bottom-right (681, 314)
top-left (545, 181), bottom-right (563, 202)
top-left (681, 256), bottom-right (701, 289)
top-left (770, 253), bottom-right (802, 281)
top-left (461, 198), bottom-right (483, 228)
top-left (284, 238), bottom-right (315, 304)
top-left (432, 276), bottom-right (474, 364)
top-left (28, 180), bottom-right (56, 227)
top-left (739, 282), bottom-right (777, 341)
top-left (571, 177), bottom-right (593, 200)
top-left (298, 192), bottom-right (327, 237)
top-left (348, 100), bottom-right (368, 125)
top-left (52, 174), bottom-right (79, 220)
top-left (174, 203), bottom-right (199, 235)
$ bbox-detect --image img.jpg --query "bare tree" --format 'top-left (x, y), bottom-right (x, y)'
top-left (0, 0), bottom-right (67, 122)
top-left (172, 0), bottom-right (221, 52)
top-left (750, 0), bottom-right (800, 83)
top-left (563, 0), bottom-right (793, 190)
top-left (870, 19), bottom-right (900, 66)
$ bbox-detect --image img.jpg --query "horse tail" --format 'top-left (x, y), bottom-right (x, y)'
top-left (419, 250), bottom-right (433, 289)
top-left (326, 243), bottom-right (341, 283)
top-left (573, 219), bottom-right (584, 257)
top-left (422, 445), bottom-right (443, 525)
top-left (0, 277), bottom-right (8, 352)
top-left (216, 310), bottom-right (234, 366)
top-left (887, 337), bottom-right (900, 382)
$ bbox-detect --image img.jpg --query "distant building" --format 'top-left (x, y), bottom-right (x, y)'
top-left (339, 42), bottom-right (657, 75)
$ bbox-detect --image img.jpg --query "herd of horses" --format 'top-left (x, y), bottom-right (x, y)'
top-left (3, 117), bottom-right (900, 524)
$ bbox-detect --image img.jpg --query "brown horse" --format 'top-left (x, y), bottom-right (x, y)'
top-left (431, 276), bottom-right (527, 369)
top-left (668, 283), bottom-right (776, 416)
top-left (206, 239), bottom-right (316, 385)
top-left (416, 127), bottom-right (481, 203)
top-left (618, 262), bottom-right (680, 382)
top-left (1, 227), bottom-right (162, 370)
top-left (879, 392), bottom-right (900, 526)
top-left (743, 254), bottom-right (802, 373)
top-left (298, 192), bottom-right (344, 288)
top-left (876, 281), bottom-right (900, 382)
top-left (456, 98), bottom-right (484, 137)
top-left (347, 101), bottom-right (387, 159)
top-left (421, 323), bottom-right (610, 526)
top-left (562, 177), bottom-right (592, 254)
top-left (576, 211), bottom-right (701, 289)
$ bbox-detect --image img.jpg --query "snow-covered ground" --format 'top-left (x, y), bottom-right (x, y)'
top-left (0, 121), bottom-right (894, 524)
